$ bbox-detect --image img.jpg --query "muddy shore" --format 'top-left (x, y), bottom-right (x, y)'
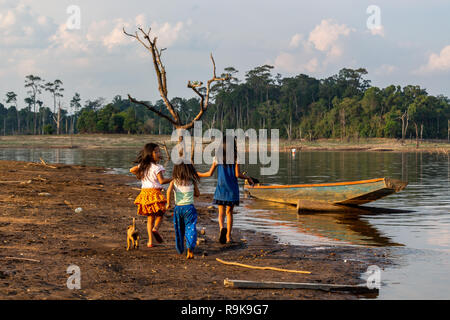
top-left (0, 160), bottom-right (391, 300)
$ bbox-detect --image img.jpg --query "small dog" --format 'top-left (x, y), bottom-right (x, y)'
top-left (126, 218), bottom-right (140, 251)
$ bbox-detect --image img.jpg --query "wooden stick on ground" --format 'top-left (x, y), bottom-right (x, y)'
top-left (224, 279), bottom-right (377, 294)
top-left (3, 257), bottom-right (41, 263)
top-left (0, 180), bottom-right (31, 184)
top-left (64, 200), bottom-right (75, 210)
top-left (216, 258), bottom-right (311, 274)
top-left (39, 158), bottom-right (57, 169)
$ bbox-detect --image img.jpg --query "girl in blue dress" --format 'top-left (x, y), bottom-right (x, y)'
top-left (198, 136), bottom-right (254, 244)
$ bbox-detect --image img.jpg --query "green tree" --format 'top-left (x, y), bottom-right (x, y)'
top-left (24, 75), bottom-right (44, 135)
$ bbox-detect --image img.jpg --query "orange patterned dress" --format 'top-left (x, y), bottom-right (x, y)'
top-left (131, 164), bottom-right (167, 217)
top-left (134, 188), bottom-right (166, 217)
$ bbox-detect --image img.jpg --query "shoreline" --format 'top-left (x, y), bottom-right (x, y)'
top-left (0, 134), bottom-right (449, 154)
top-left (0, 160), bottom-right (391, 300)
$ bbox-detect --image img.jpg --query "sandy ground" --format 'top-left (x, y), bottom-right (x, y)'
top-left (0, 160), bottom-right (391, 300)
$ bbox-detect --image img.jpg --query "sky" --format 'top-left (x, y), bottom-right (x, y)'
top-left (1, 0), bottom-right (450, 113)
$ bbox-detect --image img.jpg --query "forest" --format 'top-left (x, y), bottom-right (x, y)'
top-left (1, 67), bottom-right (449, 141)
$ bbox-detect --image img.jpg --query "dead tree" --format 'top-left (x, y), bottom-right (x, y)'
top-left (399, 110), bottom-right (409, 145)
top-left (123, 27), bottom-right (229, 161)
top-left (123, 27), bottom-right (229, 131)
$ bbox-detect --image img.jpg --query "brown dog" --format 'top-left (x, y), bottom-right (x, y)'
top-left (126, 218), bottom-right (140, 251)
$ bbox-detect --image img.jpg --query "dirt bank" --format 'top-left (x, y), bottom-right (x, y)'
top-left (0, 160), bottom-right (390, 300)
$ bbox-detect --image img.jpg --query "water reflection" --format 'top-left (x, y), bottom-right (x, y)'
top-left (239, 198), bottom-right (404, 247)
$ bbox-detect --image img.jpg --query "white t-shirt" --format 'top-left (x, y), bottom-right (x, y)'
top-left (140, 163), bottom-right (165, 189)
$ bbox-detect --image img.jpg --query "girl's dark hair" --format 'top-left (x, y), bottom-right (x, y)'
top-left (134, 143), bottom-right (159, 180)
top-left (218, 135), bottom-right (237, 165)
top-left (172, 163), bottom-right (200, 186)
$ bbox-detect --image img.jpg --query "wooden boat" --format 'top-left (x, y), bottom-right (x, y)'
top-left (244, 178), bottom-right (408, 212)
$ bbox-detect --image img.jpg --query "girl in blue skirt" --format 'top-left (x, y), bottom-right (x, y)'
top-left (198, 136), bottom-right (254, 244)
top-left (166, 163), bottom-right (200, 259)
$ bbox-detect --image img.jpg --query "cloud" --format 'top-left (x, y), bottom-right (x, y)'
top-left (417, 45), bottom-right (450, 73)
top-left (289, 33), bottom-right (303, 48)
top-left (0, 2), bottom-right (56, 48)
top-left (50, 24), bottom-right (89, 53)
top-left (92, 15), bottom-right (185, 50)
top-left (274, 19), bottom-right (354, 74)
top-left (308, 19), bottom-right (353, 57)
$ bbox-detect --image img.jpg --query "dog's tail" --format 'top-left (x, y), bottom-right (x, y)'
top-left (132, 217), bottom-right (135, 229)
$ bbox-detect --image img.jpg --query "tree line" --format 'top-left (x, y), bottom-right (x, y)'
top-left (1, 68), bottom-right (449, 140)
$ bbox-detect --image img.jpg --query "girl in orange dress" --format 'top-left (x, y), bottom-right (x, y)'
top-left (130, 143), bottom-right (172, 247)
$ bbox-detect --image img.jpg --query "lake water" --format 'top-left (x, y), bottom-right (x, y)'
top-left (1, 148), bottom-right (449, 299)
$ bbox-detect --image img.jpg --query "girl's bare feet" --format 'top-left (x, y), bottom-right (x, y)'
top-left (187, 249), bottom-right (194, 259)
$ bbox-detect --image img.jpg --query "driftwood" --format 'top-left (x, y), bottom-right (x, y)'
top-left (64, 200), bottom-right (75, 210)
top-left (224, 279), bottom-right (377, 294)
top-left (3, 257), bottom-right (41, 263)
top-left (39, 158), bottom-right (57, 169)
top-left (216, 258), bottom-right (311, 274)
top-left (0, 180), bottom-right (31, 184)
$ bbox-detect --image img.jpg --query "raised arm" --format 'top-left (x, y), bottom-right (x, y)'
top-left (197, 161), bottom-right (217, 178)
top-left (157, 171), bottom-right (173, 185)
top-left (130, 165), bottom-right (139, 175)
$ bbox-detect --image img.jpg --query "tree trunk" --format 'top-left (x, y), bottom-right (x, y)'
top-left (16, 106), bottom-right (20, 135)
top-left (246, 94), bottom-right (249, 128)
top-left (401, 111), bottom-right (409, 145)
top-left (289, 114), bottom-right (292, 141)
top-left (42, 111), bottom-right (45, 135)
top-left (294, 94), bottom-right (299, 117)
top-left (437, 116), bottom-right (439, 139)
top-left (415, 123), bottom-right (419, 148)
top-left (221, 103), bottom-right (224, 132)
top-left (33, 103), bottom-right (37, 135)
top-left (340, 108), bottom-right (346, 142)
top-left (57, 104), bottom-right (61, 135)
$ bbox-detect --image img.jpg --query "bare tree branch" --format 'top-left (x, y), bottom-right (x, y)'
top-left (127, 95), bottom-right (177, 126)
top-left (123, 27), bottom-right (229, 130)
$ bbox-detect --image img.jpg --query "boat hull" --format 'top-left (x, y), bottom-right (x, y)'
top-left (244, 178), bottom-right (407, 212)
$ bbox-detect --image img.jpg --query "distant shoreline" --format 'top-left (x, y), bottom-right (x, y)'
top-left (0, 134), bottom-right (449, 154)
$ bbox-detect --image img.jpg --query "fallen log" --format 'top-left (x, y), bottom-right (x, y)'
top-left (224, 279), bottom-right (377, 294)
